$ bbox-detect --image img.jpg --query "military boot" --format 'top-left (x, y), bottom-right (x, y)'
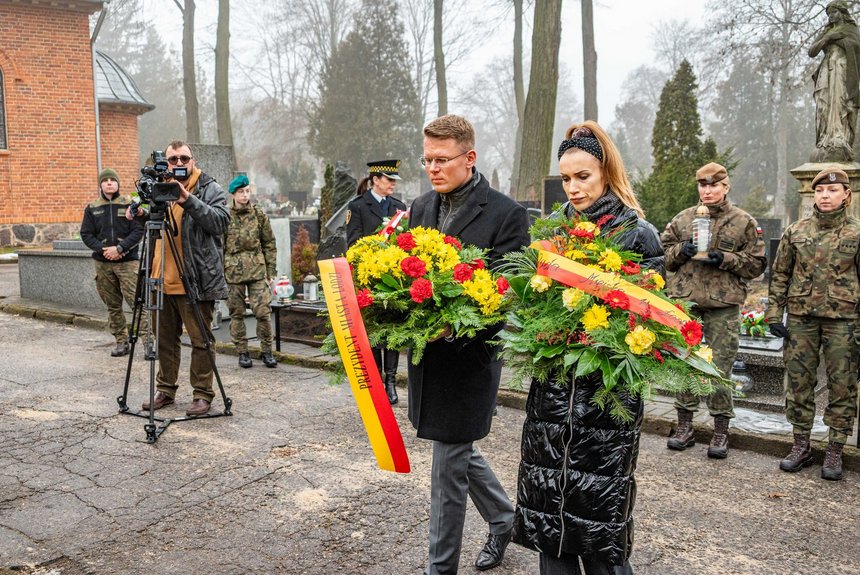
top-left (384, 372), bottom-right (398, 405)
top-left (779, 433), bottom-right (813, 472)
top-left (667, 409), bottom-right (695, 450)
top-left (707, 415), bottom-right (730, 459)
top-left (821, 441), bottom-right (844, 481)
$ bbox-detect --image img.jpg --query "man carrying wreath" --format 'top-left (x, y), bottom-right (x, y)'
top-left (408, 114), bottom-right (530, 574)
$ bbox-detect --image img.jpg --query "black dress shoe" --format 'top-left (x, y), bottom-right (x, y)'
top-left (238, 352), bottom-right (253, 368)
top-left (384, 373), bottom-right (398, 404)
top-left (475, 528), bottom-right (512, 571)
top-left (111, 342), bottom-right (130, 357)
top-left (261, 351), bottom-right (278, 368)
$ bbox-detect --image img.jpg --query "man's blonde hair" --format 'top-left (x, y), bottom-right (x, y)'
top-left (423, 114), bottom-right (475, 151)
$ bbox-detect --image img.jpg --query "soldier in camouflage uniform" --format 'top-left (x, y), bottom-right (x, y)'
top-left (224, 174), bottom-right (278, 368)
top-left (662, 162), bottom-right (767, 459)
top-left (767, 166), bottom-right (860, 481)
top-left (80, 168), bottom-right (145, 356)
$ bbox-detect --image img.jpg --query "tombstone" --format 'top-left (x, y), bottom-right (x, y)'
top-left (191, 144), bottom-right (236, 188)
top-left (541, 176), bottom-right (566, 215)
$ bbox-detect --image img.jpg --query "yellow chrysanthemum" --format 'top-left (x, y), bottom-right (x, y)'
top-left (581, 304), bottom-right (610, 331)
top-left (625, 325), bottom-right (656, 355)
top-left (564, 249), bottom-right (587, 261)
top-left (584, 242), bottom-right (599, 252)
top-left (695, 345), bottom-right (714, 364)
top-left (648, 270), bottom-right (665, 290)
top-left (561, 288), bottom-right (586, 311)
top-left (462, 269), bottom-right (503, 315)
top-left (529, 275), bottom-right (552, 292)
top-left (599, 249), bottom-right (622, 272)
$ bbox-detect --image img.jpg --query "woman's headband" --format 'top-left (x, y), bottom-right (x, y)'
top-left (557, 127), bottom-right (604, 161)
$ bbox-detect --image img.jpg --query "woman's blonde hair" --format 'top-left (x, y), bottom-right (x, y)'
top-left (562, 120), bottom-right (645, 218)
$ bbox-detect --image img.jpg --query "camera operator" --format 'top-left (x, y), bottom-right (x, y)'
top-left (134, 141), bottom-right (231, 417)
top-left (80, 168), bottom-right (145, 357)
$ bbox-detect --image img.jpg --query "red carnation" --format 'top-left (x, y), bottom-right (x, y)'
top-left (409, 278), bottom-right (433, 303)
top-left (680, 320), bottom-right (704, 346)
top-left (356, 288), bottom-right (374, 308)
top-left (620, 261), bottom-right (641, 275)
top-left (453, 263), bottom-right (474, 283)
top-left (570, 228), bottom-right (595, 240)
top-left (396, 232), bottom-right (416, 251)
top-left (470, 258), bottom-right (486, 270)
top-left (444, 236), bottom-right (462, 250)
top-left (605, 289), bottom-right (630, 310)
top-left (400, 256), bottom-right (428, 278)
top-left (496, 276), bottom-right (510, 294)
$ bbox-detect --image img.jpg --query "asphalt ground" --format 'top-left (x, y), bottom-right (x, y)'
top-left (1, 309), bottom-right (859, 575)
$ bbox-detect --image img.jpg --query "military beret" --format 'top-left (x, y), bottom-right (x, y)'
top-left (812, 167), bottom-right (850, 188)
top-left (228, 173), bottom-right (250, 194)
top-left (98, 168), bottom-right (120, 186)
top-left (696, 163), bottom-right (728, 185)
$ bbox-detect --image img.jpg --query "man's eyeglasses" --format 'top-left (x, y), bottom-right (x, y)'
top-left (167, 155), bottom-right (193, 165)
top-left (419, 150), bottom-right (469, 168)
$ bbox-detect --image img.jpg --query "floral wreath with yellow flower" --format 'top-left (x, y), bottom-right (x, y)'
top-left (497, 213), bottom-right (725, 421)
top-left (323, 225), bottom-right (513, 365)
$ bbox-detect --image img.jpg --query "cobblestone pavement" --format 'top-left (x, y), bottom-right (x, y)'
top-left (1, 312), bottom-right (859, 575)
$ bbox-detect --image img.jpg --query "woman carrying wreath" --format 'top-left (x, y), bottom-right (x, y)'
top-left (510, 121), bottom-right (663, 574)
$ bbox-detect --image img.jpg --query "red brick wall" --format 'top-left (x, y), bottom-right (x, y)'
top-left (0, 2), bottom-right (101, 226)
top-left (99, 107), bottom-right (141, 195)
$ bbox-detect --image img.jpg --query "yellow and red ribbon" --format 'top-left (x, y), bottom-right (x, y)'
top-left (378, 209), bottom-right (409, 238)
top-left (531, 241), bottom-right (690, 329)
top-left (318, 258), bottom-right (411, 473)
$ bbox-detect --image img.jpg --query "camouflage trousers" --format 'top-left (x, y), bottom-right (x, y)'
top-left (227, 280), bottom-right (273, 353)
top-left (783, 314), bottom-right (858, 443)
top-left (675, 305), bottom-right (737, 418)
top-left (94, 259), bottom-right (147, 344)
top-left (156, 296), bottom-right (215, 402)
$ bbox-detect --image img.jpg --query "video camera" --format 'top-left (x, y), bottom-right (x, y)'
top-left (131, 150), bottom-right (187, 216)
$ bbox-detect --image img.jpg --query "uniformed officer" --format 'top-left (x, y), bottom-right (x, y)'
top-left (346, 160), bottom-right (407, 404)
top-left (662, 162), bottom-right (767, 459)
top-left (767, 166), bottom-right (860, 481)
top-left (224, 174), bottom-right (279, 369)
top-left (80, 168), bottom-right (146, 356)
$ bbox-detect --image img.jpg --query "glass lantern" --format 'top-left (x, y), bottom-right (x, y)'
top-left (272, 275), bottom-right (294, 302)
top-left (692, 204), bottom-right (711, 259)
top-left (302, 274), bottom-right (319, 302)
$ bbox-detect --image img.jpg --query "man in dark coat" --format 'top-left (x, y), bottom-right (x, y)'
top-left (408, 114), bottom-right (530, 574)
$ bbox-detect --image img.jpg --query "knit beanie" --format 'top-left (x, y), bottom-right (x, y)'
top-left (99, 168), bottom-right (120, 187)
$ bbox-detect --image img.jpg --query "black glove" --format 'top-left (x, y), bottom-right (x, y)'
top-left (704, 250), bottom-right (724, 266)
top-left (769, 322), bottom-right (790, 339)
top-left (679, 241), bottom-right (697, 259)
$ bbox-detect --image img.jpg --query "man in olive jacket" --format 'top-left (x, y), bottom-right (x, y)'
top-left (408, 115), bottom-right (530, 574)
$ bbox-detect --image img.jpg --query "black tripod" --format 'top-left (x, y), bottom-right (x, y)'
top-left (117, 201), bottom-right (232, 442)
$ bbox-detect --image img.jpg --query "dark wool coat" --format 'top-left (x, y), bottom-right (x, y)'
top-left (345, 192), bottom-right (407, 247)
top-left (406, 173), bottom-right (530, 443)
top-left (512, 194), bottom-right (663, 565)
top-left (80, 191), bottom-right (144, 262)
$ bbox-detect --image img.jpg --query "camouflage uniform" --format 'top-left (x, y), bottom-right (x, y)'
top-left (767, 205), bottom-right (860, 444)
top-left (224, 202), bottom-right (277, 353)
top-left (663, 199), bottom-right (767, 417)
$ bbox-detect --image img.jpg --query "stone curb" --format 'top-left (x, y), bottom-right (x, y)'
top-left (3, 303), bottom-right (858, 474)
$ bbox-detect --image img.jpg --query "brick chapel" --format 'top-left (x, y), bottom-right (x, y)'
top-left (0, 0), bottom-right (152, 247)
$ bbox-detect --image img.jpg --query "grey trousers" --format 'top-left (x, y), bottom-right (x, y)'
top-left (425, 440), bottom-right (514, 575)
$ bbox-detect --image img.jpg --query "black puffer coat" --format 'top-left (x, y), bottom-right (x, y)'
top-left (512, 191), bottom-right (663, 566)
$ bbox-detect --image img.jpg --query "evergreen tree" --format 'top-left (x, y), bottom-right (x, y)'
top-left (309, 0), bottom-right (422, 178)
top-left (637, 60), bottom-right (729, 230)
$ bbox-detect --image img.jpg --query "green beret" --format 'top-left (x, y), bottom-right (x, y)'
top-left (98, 168), bottom-right (120, 186)
top-left (812, 167), bottom-right (850, 188)
top-left (696, 163), bottom-right (728, 185)
top-left (229, 174), bottom-right (250, 194)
